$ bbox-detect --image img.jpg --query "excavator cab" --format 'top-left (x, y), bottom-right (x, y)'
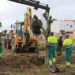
top-left (12, 22), bottom-right (24, 53)
top-left (12, 19), bottom-right (38, 53)
top-left (16, 22), bottom-right (23, 39)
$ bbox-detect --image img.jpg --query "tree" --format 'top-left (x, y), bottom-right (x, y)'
top-left (32, 15), bottom-right (42, 35)
top-left (43, 12), bottom-right (55, 39)
top-left (32, 12), bottom-right (55, 39)
top-left (60, 30), bottom-right (66, 34)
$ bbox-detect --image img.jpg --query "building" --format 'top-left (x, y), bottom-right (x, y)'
top-left (41, 15), bottom-right (75, 34)
top-left (51, 20), bottom-right (75, 33)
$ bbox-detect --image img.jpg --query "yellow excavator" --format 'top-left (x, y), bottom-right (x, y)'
top-left (12, 7), bottom-right (39, 53)
top-left (9, 0), bottom-right (50, 53)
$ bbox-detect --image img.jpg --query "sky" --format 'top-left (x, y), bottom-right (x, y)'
top-left (0, 0), bottom-right (75, 31)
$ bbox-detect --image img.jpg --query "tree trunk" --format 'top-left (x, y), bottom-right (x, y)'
top-left (41, 26), bottom-right (48, 64)
top-left (45, 40), bottom-right (48, 64)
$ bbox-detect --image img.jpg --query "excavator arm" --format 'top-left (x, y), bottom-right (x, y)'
top-left (9, 0), bottom-right (50, 13)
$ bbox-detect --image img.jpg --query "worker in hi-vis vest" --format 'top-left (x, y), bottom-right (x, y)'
top-left (63, 34), bottom-right (73, 68)
top-left (47, 32), bottom-right (57, 68)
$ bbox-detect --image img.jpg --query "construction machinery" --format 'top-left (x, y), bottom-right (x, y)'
top-left (9, 0), bottom-right (50, 53)
top-left (12, 7), bottom-right (40, 53)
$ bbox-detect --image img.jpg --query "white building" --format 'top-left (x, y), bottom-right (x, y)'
top-left (41, 15), bottom-right (75, 34)
top-left (51, 20), bottom-right (75, 33)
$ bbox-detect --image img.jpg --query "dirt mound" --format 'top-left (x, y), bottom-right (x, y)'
top-left (0, 54), bottom-right (45, 69)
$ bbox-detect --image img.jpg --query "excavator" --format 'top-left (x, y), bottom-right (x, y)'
top-left (12, 7), bottom-right (40, 53)
top-left (9, 0), bottom-right (50, 53)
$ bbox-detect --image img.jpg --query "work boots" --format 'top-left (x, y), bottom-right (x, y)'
top-left (49, 65), bottom-right (60, 73)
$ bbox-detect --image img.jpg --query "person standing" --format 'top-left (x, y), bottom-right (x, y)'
top-left (0, 34), bottom-right (3, 58)
top-left (47, 32), bottom-right (57, 68)
top-left (0, 43), bottom-right (3, 57)
top-left (63, 34), bottom-right (73, 68)
top-left (57, 36), bottom-right (63, 56)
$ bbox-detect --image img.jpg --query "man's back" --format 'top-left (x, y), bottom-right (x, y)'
top-left (48, 36), bottom-right (57, 44)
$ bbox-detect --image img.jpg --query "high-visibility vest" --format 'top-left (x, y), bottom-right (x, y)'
top-left (63, 38), bottom-right (73, 46)
top-left (47, 36), bottom-right (57, 44)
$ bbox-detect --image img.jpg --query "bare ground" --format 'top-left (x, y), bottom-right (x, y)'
top-left (0, 49), bottom-right (75, 75)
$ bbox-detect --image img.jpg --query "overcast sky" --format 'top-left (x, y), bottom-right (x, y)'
top-left (0, 0), bottom-right (75, 31)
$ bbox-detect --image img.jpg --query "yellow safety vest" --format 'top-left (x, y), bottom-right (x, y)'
top-left (47, 36), bottom-right (57, 44)
top-left (63, 38), bottom-right (73, 46)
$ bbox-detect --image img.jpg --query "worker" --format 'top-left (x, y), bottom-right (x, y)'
top-left (63, 34), bottom-right (73, 68)
top-left (13, 34), bottom-right (19, 48)
top-left (0, 43), bottom-right (3, 58)
top-left (57, 36), bottom-right (63, 56)
top-left (47, 32), bottom-right (57, 68)
top-left (4, 38), bottom-right (7, 49)
top-left (0, 34), bottom-right (3, 58)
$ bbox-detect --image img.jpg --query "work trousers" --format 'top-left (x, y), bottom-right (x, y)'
top-left (65, 46), bottom-right (73, 66)
top-left (48, 44), bottom-right (56, 65)
top-left (0, 44), bottom-right (3, 57)
top-left (57, 45), bottom-right (62, 52)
